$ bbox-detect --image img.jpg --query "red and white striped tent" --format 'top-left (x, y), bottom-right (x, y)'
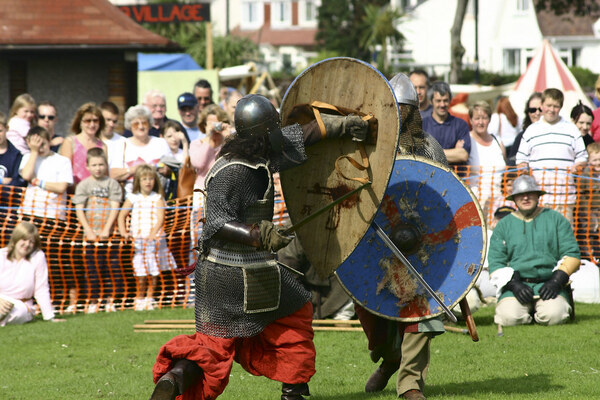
top-left (508, 40), bottom-right (593, 119)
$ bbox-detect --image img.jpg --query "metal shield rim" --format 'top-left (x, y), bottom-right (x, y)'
top-left (335, 155), bottom-right (488, 322)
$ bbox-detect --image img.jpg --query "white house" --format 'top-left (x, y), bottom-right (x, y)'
top-left (396, 0), bottom-right (600, 77)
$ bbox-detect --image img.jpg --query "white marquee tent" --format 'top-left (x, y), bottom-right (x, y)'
top-left (508, 40), bottom-right (593, 119)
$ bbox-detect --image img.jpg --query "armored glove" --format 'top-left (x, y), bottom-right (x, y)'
top-left (505, 271), bottom-right (534, 305)
top-left (321, 114), bottom-right (368, 142)
top-left (259, 220), bottom-right (293, 252)
top-left (539, 270), bottom-right (569, 300)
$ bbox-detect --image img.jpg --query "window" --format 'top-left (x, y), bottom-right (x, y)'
top-left (571, 48), bottom-right (582, 66)
top-left (503, 49), bottom-right (521, 75)
top-left (516, 0), bottom-right (529, 11)
top-left (299, 0), bottom-right (320, 26)
top-left (271, 0), bottom-right (291, 27)
top-left (242, 1), bottom-right (263, 29)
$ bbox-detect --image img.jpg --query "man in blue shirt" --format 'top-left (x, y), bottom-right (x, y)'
top-left (422, 81), bottom-right (471, 169)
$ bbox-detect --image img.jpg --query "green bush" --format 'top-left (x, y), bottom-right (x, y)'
top-left (570, 66), bottom-right (598, 93)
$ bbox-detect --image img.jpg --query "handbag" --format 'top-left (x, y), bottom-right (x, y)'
top-left (177, 156), bottom-right (197, 199)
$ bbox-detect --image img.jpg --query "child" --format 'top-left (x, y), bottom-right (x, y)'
top-left (72, 148), bottom-right (123, 313)
top-left (118, 164), bottom-right (176, 311)
top-left (7, 93), bottom-right (37, 155)
top-left (0, 112), bottom-right (26, 187)
top-left (19, 126), bottom-right (73, 220)
top-left (158, 121), bottom-right (189, 199)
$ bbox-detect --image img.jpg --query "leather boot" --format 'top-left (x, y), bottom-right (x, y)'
top-left (364, 359), bottom-right (400, 393)
top-left (149, 359), bottom-right (203, 400)
top-left (281, 382), bottom-right (310, 400)
top-left (401, 389), bottom-right (426, 400)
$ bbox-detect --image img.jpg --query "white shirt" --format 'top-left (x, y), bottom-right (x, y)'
top-left (102, 132), bottom-right (127, 169)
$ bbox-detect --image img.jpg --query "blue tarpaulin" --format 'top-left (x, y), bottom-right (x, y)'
top-left (137, 53), bottom-right (202, 71)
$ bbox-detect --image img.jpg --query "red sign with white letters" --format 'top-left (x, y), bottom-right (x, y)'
top-left (119, 2), bottom-right (210, 24)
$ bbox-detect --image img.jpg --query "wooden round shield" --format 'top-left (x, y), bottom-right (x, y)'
top-left (335, 156), bottom-right (487, 322)
top-left (280, 57), bottom-right (400, 278)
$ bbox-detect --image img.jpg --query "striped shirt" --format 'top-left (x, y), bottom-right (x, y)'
top-left (516, 116), bottom-right (587, 205)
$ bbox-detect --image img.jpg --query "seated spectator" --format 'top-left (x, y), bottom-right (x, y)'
top-left (570, 101), bottom-right (594, 148)
top-left (72, 148), bottom-right (123, 313)
top-left (467, 101), bottom-right (506, 223)
top-left (100, 101), bottom-right (126, 169)
top-left (488, 95), bottom-right (520, 155)
top-left (37, 101), bottom-right (64, 152)
top-left (110, 105), bottom-right (171, 193)
top-left (0, 112), bottom-right (26, 187)
top-left (0, 222), bottom-right (64, 326)
top-left (507, 92), bottom-right (542, 165)
top-left (60, 103), bottom-right (107, 186)
top-left (19, 127), bottom-right (73, 220)
top-left (6, 93), bottom-right (36, 155)
top-left (489, 175), bottom-right (580, 326)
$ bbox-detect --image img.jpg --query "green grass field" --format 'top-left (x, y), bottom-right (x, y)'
top-left (1, 303), bottom-right (599, 399)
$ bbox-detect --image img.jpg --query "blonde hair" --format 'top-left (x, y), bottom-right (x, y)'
top-left (9, 93), bottom-right (36, 119)
top-left (132, 164), bottom-right (164, 198)
top-left (198, 104), bottom-right (230, 133)
top-left (586, 142), bottom-right (600, 156)
top-left (468, 101), bottom-right (492, 119)
top-left (7, 222), bottom-right (41, 261)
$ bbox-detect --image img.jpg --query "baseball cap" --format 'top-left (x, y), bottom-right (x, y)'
top-left (177, 92), bottom-right (198, 109)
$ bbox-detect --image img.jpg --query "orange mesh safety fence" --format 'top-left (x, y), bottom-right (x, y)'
top-left (2, 166), bottom-right (597, 315)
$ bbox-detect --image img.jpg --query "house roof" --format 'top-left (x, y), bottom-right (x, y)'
top-left (0, 0), bottom-right (177, 51)
top-left (232, 26), bottom-right (317, 47)
top-left (536, 8), bottom-right (600, 37)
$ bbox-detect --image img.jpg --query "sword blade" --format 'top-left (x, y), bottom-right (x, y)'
top-left (372, 222), bottom-right (458, 323)
top-left (283, 181), bottom-right (372, 235)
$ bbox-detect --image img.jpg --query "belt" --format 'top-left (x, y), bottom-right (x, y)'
top-left (206, 248), bottom-right (275, 267)
top-left (521, 278), bottom-right (545, 284)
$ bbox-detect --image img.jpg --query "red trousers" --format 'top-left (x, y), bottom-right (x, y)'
top-left (153, 302), bottom-right (316, 400)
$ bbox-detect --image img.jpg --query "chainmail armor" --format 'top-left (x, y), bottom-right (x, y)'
top-left (195, 125), bottom-right (311, 338)
top-left (397, 106), bottom-right (448, 167)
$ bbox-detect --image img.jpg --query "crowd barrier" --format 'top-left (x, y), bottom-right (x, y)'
top-left (1, 165), bottom-right (598, 315)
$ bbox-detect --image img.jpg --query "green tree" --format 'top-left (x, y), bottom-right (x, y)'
top-left (316, 0), bottom-right (388, 61)
top-left (360, 4), bottom-right (404, 72)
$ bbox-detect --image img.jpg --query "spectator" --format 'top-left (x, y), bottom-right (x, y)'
top-left (59, 102), bottom-right (107, 186)
top-left (223, 89), bottom-right (243, 125)
top-left (176, 92), bottom-right (203, 142)
top-left (100, 101), bottom-right (126, 170)
top-left (408, 69), bottom-right (432, 118)
top-left (507, 92), bottom-right (542, 165)
top-left (117, 164), bottom-right (176, 311)
top-left (110, 105), bottom-right (171, 193)
top-left (123, 90), bottom-right (189, 142)
top-left (19, 127), bottom-right (73, 220)
top-left (218, 86), bottom-right (233, 109)
top-left (489, 175), bottom-right (580, 326)
top-left (488, 96), bottom-right (521, 155)
top-left (0, 112), bottom-right (26, 187)
top-left (467, 101), bottom-right (506, 223)
top-left (516, 88), bottom-right (587, 225)
top-left (158, 120), bottom-right (189, 200)
top-left (0, 222), bottom-right (63, 326)
top-left (7, 93), bottom-right (36, 155)
top-left (422, 81), bottom-right (471, 171)
top-left (576, 142), bottom-right (600, 262)
top-left (570, 101), bottom-right (594, 148)
top-left (193, 79), bottom-right (214, 113)
top-left (37, 101), bottom-right (64, 152)
top-left (591, 75), bottom-right (600, 141)
top-left (72, 148), bottom-right (123, 313)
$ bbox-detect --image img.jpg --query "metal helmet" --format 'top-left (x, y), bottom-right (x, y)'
top-left (234, 94), bottom-right (283, 152)
top-left (506, 175), bottom-right (546, 201)
top-left (389, 73), bottom-right (418, 107)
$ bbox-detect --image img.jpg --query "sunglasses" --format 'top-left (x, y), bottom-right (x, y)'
top-left (527, 107), bottom-right (542, 113)
top-left (39, 115), bottom-right (55, 120)
top-left (132, 120), bottom-right (149, 128)
top-left (82, 118), bottom-right (100, 124)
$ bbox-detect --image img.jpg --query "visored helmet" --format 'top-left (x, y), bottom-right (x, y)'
top-left (389, 73), bottom-right (418, 107)
top-left (506, 175), bottom-right (547, 201)
top-left (234, 94), bottom-right (283, 152)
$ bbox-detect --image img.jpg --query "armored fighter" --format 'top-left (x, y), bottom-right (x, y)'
top-left (149, 94), bottom-right (368, 400)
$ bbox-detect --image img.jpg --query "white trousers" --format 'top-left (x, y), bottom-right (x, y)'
top-left (0, 294), bottom-right (34, 327)
top-left (494, 296), bottom-right (571, 326)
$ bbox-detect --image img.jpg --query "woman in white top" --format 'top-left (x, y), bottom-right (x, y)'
top-left (467, 101), bottom-right (507, 224)
top-left (110, 105), bottom-right (170, 193)
top-left (0, 222), bottom-right (63, 326)
top-left (488, 96), bottom-right (521, 154)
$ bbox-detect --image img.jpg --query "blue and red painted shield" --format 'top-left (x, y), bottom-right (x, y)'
top-left (335, 156), bottom-right (487, 322)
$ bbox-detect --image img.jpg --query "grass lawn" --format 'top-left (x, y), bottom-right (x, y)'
top-left (1, 303), bottom-right (599, 399)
